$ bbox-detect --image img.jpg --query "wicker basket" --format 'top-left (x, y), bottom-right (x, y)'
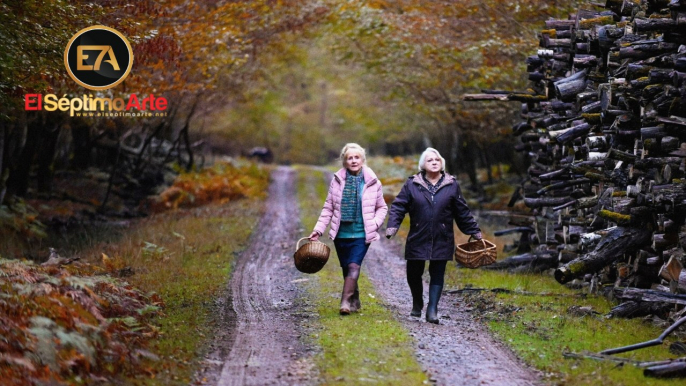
top-left (293, 237), bottom-right (330, 274)
top-left (454, 239), bottom-right (497, 269)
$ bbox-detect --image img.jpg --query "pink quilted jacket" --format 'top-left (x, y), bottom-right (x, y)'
top-left (314, 167), bottom-right (388, 243)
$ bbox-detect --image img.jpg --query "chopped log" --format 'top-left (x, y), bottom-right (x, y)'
top-left (644, 360), bottom-right (686, 378)
top-left (536, 178), bottom-right (591, 195)
top-left (652, 232), bottom-right (679, 249)
top-left (608, 148), bottom-right (637, 162)
top-left (555, 123), bottom-right (593, 143)
top-left (524, 196), bottom-right (573, 208)
top-left (614, 287), bottom-right (686, 306)
top-left (619, 41), bottom-right (680, 60)
top-left (554, 226), bottom-right (653, 284)
top-left (608, 300), bottom-right (674, 318)
top-left (659, 255), bottom-right (686, 292)
top-left (559, 249), bottom-right (578, 263)
top-left (482, 250), bottom-right (558, 272)
top-left (556, 79), bottom-right (589, 101)
top-left (574, 54), bottom-right (599, 68)
top-left (545, 19), bottom-right (575, 30)
top-left (634, 16), bottom-right (679, 32)
top-left (586, 135), bottom-right (608, 150)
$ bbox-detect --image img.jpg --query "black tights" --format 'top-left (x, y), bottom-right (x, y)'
top-left (341, 263), bottom-right (361, 280)
top-left (406, 260), bottom-right (448, 287)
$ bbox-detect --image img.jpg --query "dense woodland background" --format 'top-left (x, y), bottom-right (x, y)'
top-left (0, 0), bottom-right (583, 258)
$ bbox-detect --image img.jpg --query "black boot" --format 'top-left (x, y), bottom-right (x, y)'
top-left (409, 281), bottom-right (423, 317)
top-left (426, 284), bottom-right (442, 324)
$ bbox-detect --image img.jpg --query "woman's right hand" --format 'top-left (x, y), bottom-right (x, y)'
top-left (308, 231), bottom-right (320, 241)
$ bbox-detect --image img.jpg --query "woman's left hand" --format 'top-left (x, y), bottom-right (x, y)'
top-left (472, 232), bottom-right (482, 240)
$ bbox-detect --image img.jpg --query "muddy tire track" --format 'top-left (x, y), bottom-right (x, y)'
top-left (364, 239), bottom-right (542, 386)
top-left (197, 166), bottom-right (316, 386)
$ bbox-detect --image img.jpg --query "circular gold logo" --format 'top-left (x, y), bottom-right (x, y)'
top-left (64, 26), bottom-right (134, 90)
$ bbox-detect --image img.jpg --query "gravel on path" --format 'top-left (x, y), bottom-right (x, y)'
top-left (364, 238), bottom-right (542, 386)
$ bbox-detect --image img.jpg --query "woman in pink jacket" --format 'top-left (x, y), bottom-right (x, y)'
top-left (309, 143), bottom-right (388, 315)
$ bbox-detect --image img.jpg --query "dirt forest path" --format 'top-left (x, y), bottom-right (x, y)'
top-left (200, 166), bottom-right (317, 386)
top-left (364, 239), bottom-right (542, 386)
top-left (200, 166), bottom-right (540, 386)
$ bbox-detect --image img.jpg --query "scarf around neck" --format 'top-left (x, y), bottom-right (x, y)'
top-left (340, 170), bottom-right (364, 223)
top-left (422, 171), bottom-right (445, 195)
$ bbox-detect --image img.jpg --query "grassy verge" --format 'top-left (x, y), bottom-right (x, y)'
top-left (444, 268), bottom-right (684, 386)
top-left (294, 165), bottom-right (427, 385)
top-left (74, 198), bottom-right (265, 384)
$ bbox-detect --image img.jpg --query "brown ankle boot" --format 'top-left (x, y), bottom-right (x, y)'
top-left (339, 277), bottom-right (356, 315)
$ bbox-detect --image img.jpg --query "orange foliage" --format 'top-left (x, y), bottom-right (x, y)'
top-left (147, 162), bottom-right (269, 212)
top-left (0, 258), bottom-right (163, 384)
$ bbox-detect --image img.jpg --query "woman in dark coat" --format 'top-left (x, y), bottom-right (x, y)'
top-left (386, 147), bottom-right (481, 324)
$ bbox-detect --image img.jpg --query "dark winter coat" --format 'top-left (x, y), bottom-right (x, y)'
top-left (386, 172), bottom-right (480, 261)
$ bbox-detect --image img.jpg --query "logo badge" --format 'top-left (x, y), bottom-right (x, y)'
top-left (64, 26), bottom-right (133, 90)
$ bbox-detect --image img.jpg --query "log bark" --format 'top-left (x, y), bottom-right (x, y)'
top-left (554, 226), bottom-right (653, 284)
top-left (544, 19), bottom-right (575, 30)
top-left (555, 123), bottom-right (592, 143)
top-left (608, 300), bottom-right (674, 318)
top-left (556, 79), bottom-right (588, 101)
top-left (619, 41), bottom-right (680, 59)
top-left (614, 287), bottom-right (686, 306)
top-left (644, 361), bottom-right (686, 378)
top-left (634, 16), bottom-right (678, 32)
top-left (482, 250), bottom-right (558, 272)
top-left (524, 196), bottom-right (573, 208)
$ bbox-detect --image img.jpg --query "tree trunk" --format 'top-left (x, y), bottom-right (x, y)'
top-left (71, 118), bottom-right (91, 170)
top-left (0, 122), bottom-right (6, 205)
top-left (8, 116), bottom-right (41, 196)
top-left (36, 121), bottom-right (61, 194)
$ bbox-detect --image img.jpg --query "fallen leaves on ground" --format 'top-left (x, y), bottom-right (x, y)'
top-left (0, 257), bottom-right (164, 385)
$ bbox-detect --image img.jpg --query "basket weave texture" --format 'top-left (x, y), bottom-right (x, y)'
top-left (454, 239), bottom-right (497, 269)
top-left (293, 237), bottom-right (330, 274)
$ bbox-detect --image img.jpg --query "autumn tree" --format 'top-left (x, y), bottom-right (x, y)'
top-left (325, 0), bottom-right (580, 187)
top-left (0, 0), bottom-right (329, 205)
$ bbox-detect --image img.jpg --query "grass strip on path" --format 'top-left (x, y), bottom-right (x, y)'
top-left (295, 165), bottom-right (427, 385)
top-left (76, 197), bottom-right (266, 385)
top-left (445, 268), bottom-right (684, 386)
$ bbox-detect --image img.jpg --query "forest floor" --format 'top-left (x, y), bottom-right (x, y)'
top-left (197, 166), bottom-right (540, 385)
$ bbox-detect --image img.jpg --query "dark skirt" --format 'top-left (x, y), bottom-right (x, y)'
top-left (333, 237), bottom-right (370, 267)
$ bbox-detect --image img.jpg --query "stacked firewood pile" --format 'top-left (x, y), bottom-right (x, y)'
top-left (466, 1), bottom-right (686, 318)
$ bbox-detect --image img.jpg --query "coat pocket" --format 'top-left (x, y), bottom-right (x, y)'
top-left (440, 223), bottom-right (452, 240)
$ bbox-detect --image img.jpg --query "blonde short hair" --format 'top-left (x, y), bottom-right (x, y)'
top-left (418, 147), bottom-right (446, 172)
top-left (340, 143), bottom-right (366, 167)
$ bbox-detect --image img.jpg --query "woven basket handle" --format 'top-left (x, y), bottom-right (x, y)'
top-left (468, 235), bottom-right (487, 248)
top-left (296, 237), bottom-right (310, 252)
